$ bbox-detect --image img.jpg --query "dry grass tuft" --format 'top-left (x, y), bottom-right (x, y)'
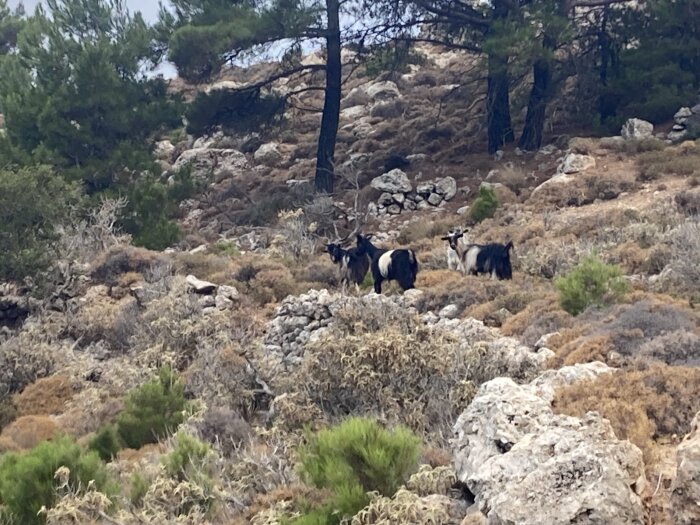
top-left (637, 142), bottom-right (700, 181)
top-left (296, 321), bottom-right (478, 442)
top-left (13, 375), bottom-right (75, 417)
top-left (501, 294), bottom-right (572, 347)
top-left (0, 415), bottom-right (61, 450)
top-left (553, 362), bottom-right (700, 467)
top-left (396, 218), bottom-right (457, 245)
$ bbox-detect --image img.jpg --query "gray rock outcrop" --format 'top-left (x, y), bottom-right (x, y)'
top-left (621, 118), bottom-right (654, 140)
top-left (672, 412), bottom-right (700, 525)
top-left (453, 363), bottom-right (647, 525)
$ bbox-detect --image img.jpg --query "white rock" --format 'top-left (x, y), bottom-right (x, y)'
top-left (453, 366), bottom-right (646, 525)
top-left (406, 153), bottom-right (427, 163)
top-left (404, 199), bottom-right (417, 211)
top-left (217, 285), bottom-right (239, 301)
top-left (672, 412), bottom-right (700, 525)
top-left (439, 304), bottom-right (460, 319)
top-left (189, 245), bottom-right (208, 255)
top-left (621, 118), bottom-right (654, 140)
top-left (559, 153), bottom-right (596, 174)
top-left (154, 140), bottom-right (175, 161)
top-left (668, 130), bottom-right (688, 143)
top-left (392, 193), bottom-right (405, 205)
top-left (416, 182), bottom-right (435, 195)
top-left (340, 105), bottom-right (369, 120)
top-left (186, 275), bottom-right (217, 294)
top-left (371, 169), bottom-right (412, 193)
top-left (387, 204), bottom-right (402, 215)
top-left (435, 176), bottom-right (457, 201)
top-left (215, 294), bottom-right (233, 310)
top-left (365, 80), bottom-right (401, 101)
top-left (402, 288), bottom-right (424, 308)
top-left (173, 148), bottom-right (248, 182)
top-left (457, 205), bottom-right (470, 216)
top-left (675, 107), bottom-right (693, 123)
top-left (370, 190), bottom-right (392, 207)
top-left (205, 80), bottom-right (243, 93)
top-left (427, 193), bottom-right (443, 206)
top-left (254, 142), bottom-right (283, 166)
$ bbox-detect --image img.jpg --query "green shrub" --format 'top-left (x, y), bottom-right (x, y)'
top-left (163, 433), bottom-right (211, 480)
top-left (555, 255), bottom-right (629, 316)
top-left (122, 175), bottom-right (182, 250)
top-left (162, 432), bottom-right (216, 514)
top-left (129, 472), bottom-right (149, 507)
top-left (116, 366), bottom-right (188, 450)
top-left (210, 240), bottom-right (241, 258)
top-left (0, 436), bottom-right (113, 525)
top-left (293, 417), bottom-right (421, 525)
top-left (469, 186), bottom-right (499, 223)
top-left (88, 424), bottom-right (122, 462)
top-left (0, 165), bottom-right (77, 282)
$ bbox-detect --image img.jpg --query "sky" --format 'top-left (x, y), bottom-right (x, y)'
top-left (9, 0), bottom-right (163, 22)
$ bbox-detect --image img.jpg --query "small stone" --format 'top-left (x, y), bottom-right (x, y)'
top-left (378, 192), bottom-right (394, 206)
top-left (186, 275), bottom-right (217, 294)
top-left (392, 192), bottom-right (406, 204)
top-left (217, 285), bottom-right (239, 301)
top-left (435, 176), bottom-right (457, 200)
top-left (427, 192), bottom-right (443, 206)
top-left (387, 204), bottom-right (402, 215)
top-left (439, 304), bottom-right (460, 319)
top-left (371, 169), bottom-right (412, 193)
top-left (621, 118), bottom-right (654, 140)
top-left (416, 182), bottom-right (435, 196)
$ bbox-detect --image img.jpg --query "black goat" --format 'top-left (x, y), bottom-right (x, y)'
top-left (326, 242), bottom-right (370, 293)
top-left (444, 231), bottom-right (513, 280)
top-left (355, 234), bottom-right (419, 294)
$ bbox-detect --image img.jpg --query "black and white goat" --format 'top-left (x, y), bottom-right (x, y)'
top-left (355, 234), bottom-right (419, 294)
top-left (326, 241), bottom-right (370, 293)
top-left (442, 228), bottom-right (466, 272)
top-left (443, 231), bottom-right (514, 280)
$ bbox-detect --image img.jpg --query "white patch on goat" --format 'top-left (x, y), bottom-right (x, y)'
top-left (446, 244), bottom-right (461, 271)
top-left (378, 250), bottom-right (395, 278)
top-left (463, 246), bottom-right (480, 274)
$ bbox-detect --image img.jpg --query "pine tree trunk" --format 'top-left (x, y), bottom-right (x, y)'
top-left (486, 0), bottom-right (514, 154)
top-left (519, 55), bottom-right (551, 151)
top-left (314, 0), bottom-right (341, 194)
top-left (487, 52), bottom-right (515, 154)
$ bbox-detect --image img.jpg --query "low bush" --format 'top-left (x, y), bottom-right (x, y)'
top-left (554, 255), bottom-right (628, 315)
top-left (0, 415), bottom-right (60, 451)
top-left (88, 424), bottom-right (121, 462)
top-left (293, 417), bottom-right (421, 525)
top-left (163, 432), bottom-right (211, 480)
top-left (13, 375), bottom-right (74, 417)
top-left (297, 319), bottom-right (478, 439)
top-left (553, 362), bottom-right (700, 467)
top-left (129, 472), bottom-right (149, 507)
top-left (116, 366), bottom-right (188, 449)
top-left (637, 146), bottom-right (700, 181)
top-left (197, 406), bottom-right (251, 455)
top-left (0, 436), bottom-right (113, 525)
top-left (469, 186), bottom-right (499, 223)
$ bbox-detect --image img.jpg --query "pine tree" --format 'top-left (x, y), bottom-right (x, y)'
top-left (0, 0), bottom-right (180, 192)
top-left (161, 0), bottom-right (365, 193)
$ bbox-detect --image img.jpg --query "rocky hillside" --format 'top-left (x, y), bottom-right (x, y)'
top-left (1, 43), bottom-right (699, 525)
